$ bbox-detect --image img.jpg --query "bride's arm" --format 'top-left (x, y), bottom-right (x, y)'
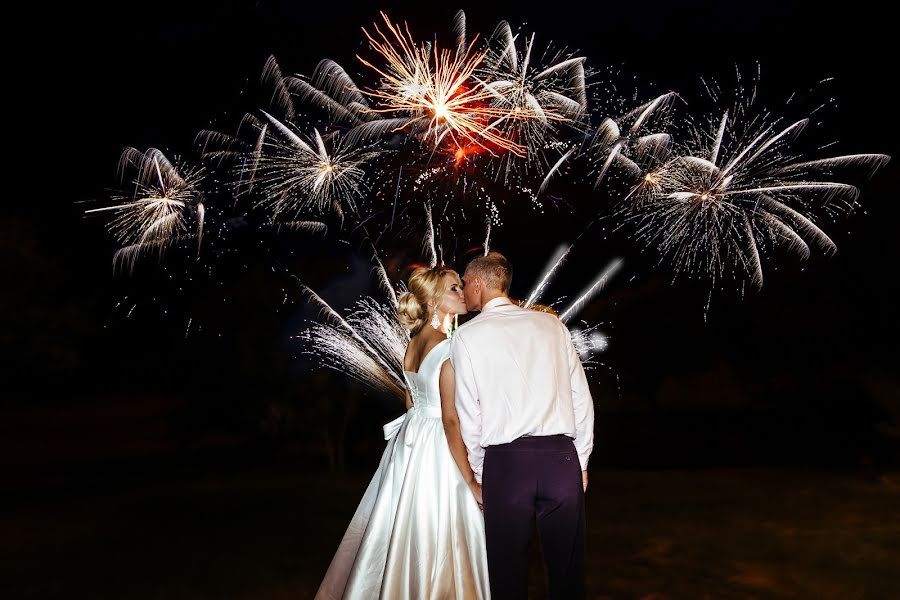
top-left (439, 361), bottom-right (483, 505)
top-left (403, 344), bottom-right (413, 410)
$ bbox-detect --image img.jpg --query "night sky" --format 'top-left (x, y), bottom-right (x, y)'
top-left (6, 0), bottom-right (899, 476)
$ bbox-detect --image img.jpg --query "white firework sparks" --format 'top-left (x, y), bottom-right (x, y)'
top-left (569, 324), bottom-right (609, 362)
top-left (619, 96), bottom-right (890, 288)
top-left (87, 147), bottom-right (206, 272)
top-left (477, 20), bottom-right (589, 180)
top-left (299, 290), bottom-right (409, 401)
top-left (588, 92), bottom-right (678, 188)
top-left (558, 258), bottom-right (624, 323)
top-left (521, 245), bottom-right (622, 362)
top-left (251, 112), bottom-right (381, 220)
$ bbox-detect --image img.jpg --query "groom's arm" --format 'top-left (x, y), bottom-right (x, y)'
top-left (449, 334), bottom-right (484, 483)
top-left (563, 324), bottom-right (595, 474)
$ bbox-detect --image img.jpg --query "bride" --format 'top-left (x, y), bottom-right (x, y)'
top-left (315, 265), bottom-right (490, 599)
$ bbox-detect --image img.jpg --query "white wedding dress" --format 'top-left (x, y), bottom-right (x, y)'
top-left (315, 338), bottom-right (490, 599)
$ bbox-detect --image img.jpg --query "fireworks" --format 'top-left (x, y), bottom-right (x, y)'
top-left (251, 113), bottom-right (381, 220)
top-left (298, 285), bottom-right (409, 401)
top-left (558, 258), bottom-right (624, 323)
top-left (298, 234), bottom-right (619, 398)
top-left (570, 324), bottom-right (609, 361)
top-left (357, 12), bottom-right (539, 156)
top-left (519, 242), bottom-right (622, 363)
top-left (87, 147), bottom-right (206, 272)
top-left (614, 92), bottom-right (890, 288)
top-left (189, 13), bottom-right (600, 241)
top-left (523, 245), bottom-right (623, 325)
top-left (197, 102), bottom-right (380, 225)
top-left (88, 10), bottom-right (891, 400)
top-left (477, 20), bottom-right (589, 180)
top-left (588, 92), bottom-right (678, 188)
top-left (523, 243), bottom-right (575, 309)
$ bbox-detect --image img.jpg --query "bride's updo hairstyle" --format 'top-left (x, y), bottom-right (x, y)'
top-left (397, 265), bottom-right (453, 335)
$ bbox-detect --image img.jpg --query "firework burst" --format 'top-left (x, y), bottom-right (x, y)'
top-left (476, 20), bottom-right (589, 181)
top-left (195, 57), bottom-right (378, 225)
top-left (618, 92), bottom-right (890, 288)
top-left (90, 11), bottom-right (892, 351)
top-left (87, 147), bottom-right (206, 272)
top-left (588, 92), bottom-right (678, 188)
top-left (250, 113), bottom-right (382, 222)
top-left (298, 286), bottom-right (409, 401)
top-left (357, 11), bottom-right (539, 157)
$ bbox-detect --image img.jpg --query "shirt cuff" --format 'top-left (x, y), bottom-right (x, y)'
top-left (578, 452), bottom-right (590, 472)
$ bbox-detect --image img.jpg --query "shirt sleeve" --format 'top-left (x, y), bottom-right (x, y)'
top-left (564, 323), bottom-right (595, 471)
top-left (450, 333), bottom-right (484, 482)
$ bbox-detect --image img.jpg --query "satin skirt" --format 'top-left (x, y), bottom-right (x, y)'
top-left (315, 406), bottom-right (490, 599)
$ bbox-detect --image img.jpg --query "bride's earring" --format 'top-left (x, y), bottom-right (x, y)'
top-left (430, 309), bottom-right (440, 330)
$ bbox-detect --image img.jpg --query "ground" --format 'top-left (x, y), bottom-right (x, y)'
top-left (4, 463), bottom-right (899, 599)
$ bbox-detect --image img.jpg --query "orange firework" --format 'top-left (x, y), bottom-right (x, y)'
top-left (357, 12), bottom-right (530, 157)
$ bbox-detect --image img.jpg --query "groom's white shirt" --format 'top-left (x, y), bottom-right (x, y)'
top-left (450, 296), bottom-right (594, 483)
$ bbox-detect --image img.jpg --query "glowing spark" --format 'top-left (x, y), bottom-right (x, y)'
top-left (589, 93), bottom-right (677, 188)
top-left (357, 12), bottom-right (537, 156)
top-left (423, 202), bottom-right (438, 267)
top-left (524, 243), bottom-right (574, 308)
top-left (251, 113), bottom-right (380, 219)
top-left (87, 147), bottom-right (205, 272)
top-left (559, 258), bottom-right (624, 323)
top-left (300, 294), bottom-right (409, 400)
top-left (477, 20), bottom-right (588, 178)
top-left (617, 87), bottom-right (889, 288)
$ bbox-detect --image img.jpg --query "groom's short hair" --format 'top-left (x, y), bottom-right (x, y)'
top-left (466, 252), bottom-right (512, 293)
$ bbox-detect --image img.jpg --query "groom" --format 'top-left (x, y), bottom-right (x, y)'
top-left (450, 252), bottom-right (594, 599)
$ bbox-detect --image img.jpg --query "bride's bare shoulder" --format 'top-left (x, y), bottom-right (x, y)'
top-left (404, 331), bottom-right (444, 372)
top-left (403, 337), bottom-right (420, 372)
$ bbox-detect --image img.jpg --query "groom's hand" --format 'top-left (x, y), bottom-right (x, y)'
top-left (469, 481), bottom-right (484, 510)
top-left (582, 470), bottom-right (588, 493)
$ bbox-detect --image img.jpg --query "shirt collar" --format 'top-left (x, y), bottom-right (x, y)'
top-left (481, 296), bottom-right (514, 313)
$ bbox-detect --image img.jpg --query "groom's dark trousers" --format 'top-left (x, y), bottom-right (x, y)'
top-left (483, 434), bottom-right (586, 599)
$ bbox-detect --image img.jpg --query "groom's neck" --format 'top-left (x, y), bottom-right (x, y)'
top-left (481, 290), bottom-right (507, 308)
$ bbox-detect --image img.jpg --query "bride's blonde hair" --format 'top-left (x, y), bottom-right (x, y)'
top-left (397, 266), bottom-right (454, 335)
